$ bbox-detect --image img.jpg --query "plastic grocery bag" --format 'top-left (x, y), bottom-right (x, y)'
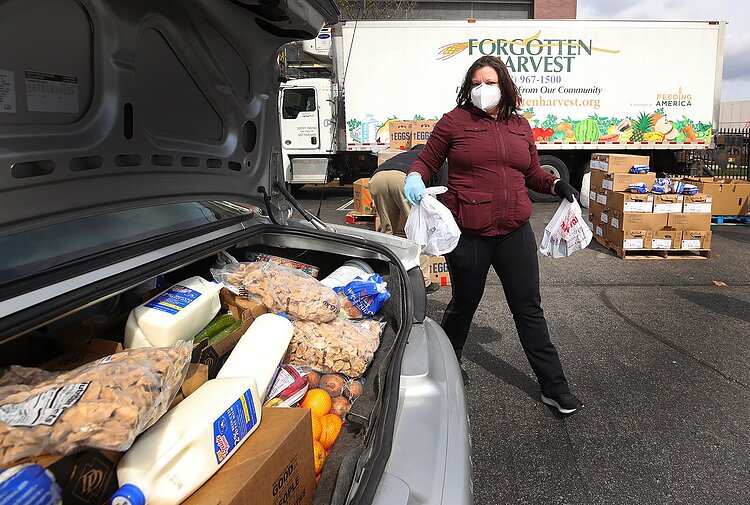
top-left (539, 199), bottom-right (592, 258)
top-left (405, 186), bottom-right (461, 256)
top-left (0, 341), bottom-right (191, 467)
top-left (284, 318), bottom-right (384, 378)
top-left (212, 261), bottom-right (339, 323)
top-left (334, 274), bottom-right (390, 319)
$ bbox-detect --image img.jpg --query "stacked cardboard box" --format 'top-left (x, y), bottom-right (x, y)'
top-left (388, 119), bottom-right (437, 150)
top-left (412, 120), bottom-right (437, 146)
top-left (388, 120), bottom-right (412, 150)
top-left (680, 177), bottom-right (750, 216)
top-left (587, 154), bottom-right (712, 253)
top-left (352, 178), bottom-right (375, 215)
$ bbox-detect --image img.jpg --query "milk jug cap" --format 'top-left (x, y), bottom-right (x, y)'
top-left (111, 483), bottom-right (146, 505)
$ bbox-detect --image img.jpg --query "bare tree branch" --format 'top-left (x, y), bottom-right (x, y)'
top-left (336, 0), bottom-right (418, 20)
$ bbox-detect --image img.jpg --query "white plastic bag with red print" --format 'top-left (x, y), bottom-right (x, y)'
top-left (539, 199), bottom-right (592, 258)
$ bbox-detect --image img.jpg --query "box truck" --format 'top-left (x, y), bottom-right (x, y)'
top-left (279, 19), bottom-right (725, 201)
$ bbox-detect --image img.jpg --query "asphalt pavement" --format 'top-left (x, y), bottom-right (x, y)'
top-left (296, 185), bottom-right (750, 505)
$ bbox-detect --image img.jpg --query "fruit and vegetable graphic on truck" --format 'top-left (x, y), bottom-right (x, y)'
top-left (279, 20), bottom-right (724, 201)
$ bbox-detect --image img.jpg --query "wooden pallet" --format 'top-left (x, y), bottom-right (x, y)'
top-left (712, 215), bottom-right (750, 225)
top-left (593, 235), bottom-right (710, 259)
top-left (609, 244), bottom-right (711, 260)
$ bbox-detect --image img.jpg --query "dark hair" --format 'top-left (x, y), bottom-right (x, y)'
top-left (456, 56), bottom-right (520, 121)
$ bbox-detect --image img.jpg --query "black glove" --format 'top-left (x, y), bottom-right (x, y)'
top-left (554, 179), bottom-right (579, 203)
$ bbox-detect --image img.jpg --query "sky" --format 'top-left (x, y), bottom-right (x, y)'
top-left (577, 0), bottom-right (749, 102)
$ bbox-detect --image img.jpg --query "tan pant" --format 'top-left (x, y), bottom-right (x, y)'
top-left (369, 170), bottom-right (411, 237)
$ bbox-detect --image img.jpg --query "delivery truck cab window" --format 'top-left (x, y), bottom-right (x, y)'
top-left (282, 88), bottom-right (316, 119)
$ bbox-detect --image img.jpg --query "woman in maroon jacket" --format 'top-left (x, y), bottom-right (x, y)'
top-left (405, 55), bottom-right (582, 414)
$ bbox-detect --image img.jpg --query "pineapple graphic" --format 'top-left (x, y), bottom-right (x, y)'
top-left (630, 112), bottom-right (653, 142)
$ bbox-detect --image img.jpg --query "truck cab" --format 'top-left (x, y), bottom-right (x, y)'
top-left (279, 78), bottom-right (336, 186)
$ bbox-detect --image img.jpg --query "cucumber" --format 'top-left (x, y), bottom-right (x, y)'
top-left (193, 313), bottom-right (236, 344)
top-left (208, 320), bottom-right (242, 346)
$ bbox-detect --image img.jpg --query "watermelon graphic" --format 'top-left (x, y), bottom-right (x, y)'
top-left (574, 118), bottom-right (600, 142)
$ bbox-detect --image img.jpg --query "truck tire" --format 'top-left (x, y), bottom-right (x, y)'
top-left (528, 155), bottom-right (569, 203)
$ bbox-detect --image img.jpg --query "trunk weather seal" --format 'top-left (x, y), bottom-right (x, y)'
top-left (0, 212), bottom-right (252, 302)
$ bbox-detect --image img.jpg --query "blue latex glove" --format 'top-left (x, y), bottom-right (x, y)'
top-left (404, 173), bottom-right (426, 205)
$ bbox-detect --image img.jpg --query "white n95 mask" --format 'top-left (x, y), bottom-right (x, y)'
top-left (470, 83), bottom-right (501, 112)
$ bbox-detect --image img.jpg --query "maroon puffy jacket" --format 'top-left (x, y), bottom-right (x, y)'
top-left (408, 106), bottom-right (557, 236)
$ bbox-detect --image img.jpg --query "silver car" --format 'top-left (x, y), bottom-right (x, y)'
top-left (0, 0), bottom-right (471, 503)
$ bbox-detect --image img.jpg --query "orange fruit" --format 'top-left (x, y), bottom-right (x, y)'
top-left (313, 440), bottom-right (326, 474)
top-left (319, 413), bottom-right (343, 450)
top-left (301, 389), bottom-right (332, 418)
top-left (311, 413), bottom-right (323, 442)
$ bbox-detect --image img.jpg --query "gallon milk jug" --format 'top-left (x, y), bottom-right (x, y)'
top-left (124, 276), bottom-right (222, 348)
top-left (112, 313), bottom-right (293, 505)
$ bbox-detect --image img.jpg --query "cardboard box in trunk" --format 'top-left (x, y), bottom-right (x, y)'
top-left (607, 191), bottom-right (654, 213)
top-left (183, 407), bottom-right (315, 505)
top-left (590, 153), bottom-right (650, 173)
top-left (0, 450), bottom-right (123, 505)
top-left (412, 120), bottom-right (437, 146)
top-left (667, 213), bottom-right (712, 231)
top-left (681, 230), bottom-right (712, 250)
top-left (40, 339), bottom-right (123, 371)
top-left (220, 289), bottom-right (269, 323)
top-left (192, 317), bottom-right (251, 379)
top-left (194, 289), bottom-right (268, 379)
top-left (682, 194), bottom-right (712, 214)
top-left (599, 172), bottom-right (656, 192)
top-left (389, 120), bottom-right (412, 150)
top-left (651, 228), bottom-right (683, 250)
top-left (169, 363), bottom-right (209, 409)
top-left (353, 178), bottom-right (375, 215)
top-left (609, 229), bottom-right (652, 250)
top-left (653, 194), bottom-right (684, 214)
top-left (681, 178), bottom-right (750, 216)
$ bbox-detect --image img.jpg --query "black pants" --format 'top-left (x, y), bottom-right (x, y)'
top-left (442, 221), bottom-right (570, 396)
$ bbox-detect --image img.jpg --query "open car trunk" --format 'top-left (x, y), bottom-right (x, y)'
top-left (0, 220), bottom-right (412, 504)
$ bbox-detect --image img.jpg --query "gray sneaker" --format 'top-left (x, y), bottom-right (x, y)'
top-left (541, 393), bottom-right (583, 414)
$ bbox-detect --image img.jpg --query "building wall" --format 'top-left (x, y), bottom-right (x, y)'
top-left (338, 1), bottom-right (577, 21)
top-left (406, 2), bottom-right (532, 20)
top-left (533, 0), bottom-right (577, 19)
top-left (719, 101), bottom-right (750, 130)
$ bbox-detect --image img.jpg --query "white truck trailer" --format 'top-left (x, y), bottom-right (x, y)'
top-left (279, 19), bottom-right (725, 200)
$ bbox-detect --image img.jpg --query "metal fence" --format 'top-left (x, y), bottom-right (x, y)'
top-left (674, 128), bottom-right (750, 180)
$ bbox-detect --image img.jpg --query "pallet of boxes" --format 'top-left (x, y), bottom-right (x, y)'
top-left (588, 153), bottom-right (712, 259)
